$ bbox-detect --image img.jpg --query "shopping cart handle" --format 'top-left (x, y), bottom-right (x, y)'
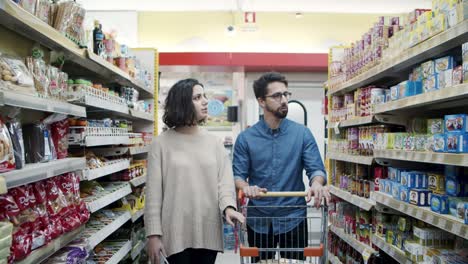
top-left (238, 190), bottom-right (307, 200)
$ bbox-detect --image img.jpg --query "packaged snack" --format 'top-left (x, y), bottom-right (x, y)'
top-left (448, 197), bottom-right (468, 219)
top-left (0, 120), bottom-right (15, 172)
top-left (47, 66), bottom-right (61, 100)
top-left (433, 134), bottom-right (446, 152)
top-left (19, 0), bottom-right (36, 15)
top-left (438, 69), bottom-right (453, 89)
top-left (417, 173), bottom-right (428, 189)
top-left (53, 1), bottom-right (86, 46)
top-left (400, 185), bottom-right (410, 202)
top-left (409, 189), bottom-right (431, 206)
top-left (400, 171), bottom-right (410, 187)
top-left (48, 116), bottom-right (69, 159)
top-left (424, 74), bottom-right (439, 92)
top-left (435, 56), bottom-right (454, 73)
top-left (427, 118), bottom-right (443, 134)
top-left (428, 173), bottom-right (446, 194)
top-left (6, 119), bottom-right (25, 170)
top-left (23, 123), bottom-right (56, 163)
top-left (35, 0), bottom-right (51, 24)
top-left (421, 60), bottom-right (435, 79)
top-left (431, 193), bottom-right (449, 214)
top-left (9, 228), bottom-right (32, 261)
top-left (453, 65), bottom-right (463, 85)
top-left (399, 81), bottom-right (410, 98)
top-left (388, 167), bottom-right (400, 182)
top-left (0, 194), bottom-right (20, 225)
top-left (46, 177), bottom-right (69, 217)
top-left (445, 114), bottom-right (468, 133)
top-left (45, 239), bottom-right (89, 264)
top-left (390, 85), bottom-right (400, 100)
top-left (0, 54), bottom-right (35, 95)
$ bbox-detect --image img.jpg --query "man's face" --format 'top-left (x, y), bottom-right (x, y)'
top-left (259, 81), bottom-right (289, 119)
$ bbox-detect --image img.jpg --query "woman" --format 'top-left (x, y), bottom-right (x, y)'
top-left (145, 79), bottom-right (244, 264)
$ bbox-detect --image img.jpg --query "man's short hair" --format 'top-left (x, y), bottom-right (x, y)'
top-left (253, 72), bottom-right (288, 99)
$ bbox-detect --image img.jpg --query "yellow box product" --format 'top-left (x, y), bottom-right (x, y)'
top-left (428, 173), bottom-right (446, 194)
top-left (418, 11), bottom-right (433, 25)
top-left (421, 21), bottom-right (433, 41)
top-left (431, 13), bottom-right (446, 35)
top-left (457, 0), bottom-right (468, 23)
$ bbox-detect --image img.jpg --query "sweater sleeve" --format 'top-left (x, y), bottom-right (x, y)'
top-left (144, 140), bottom-right (164, 236)
top-left (218, 141), bottom-right (237, 213)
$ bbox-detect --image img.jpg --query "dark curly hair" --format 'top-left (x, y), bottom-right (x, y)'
top-left (163, 78), bottom-right (204, 128)
top-left (253, 72), bottom-right (288, 99)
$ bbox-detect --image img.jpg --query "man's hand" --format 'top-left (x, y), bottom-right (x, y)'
top-left (225, 207), bottom-right (245, 227)
top-left (307, 180), bottom-right (331, 208)
top-left (147, 235), bottom-right (166, 264)
top-left (242, 185), bottom-right (267, 198)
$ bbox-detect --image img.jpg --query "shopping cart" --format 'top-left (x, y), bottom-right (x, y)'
top-left (237, 191), bottom-right (327, 264)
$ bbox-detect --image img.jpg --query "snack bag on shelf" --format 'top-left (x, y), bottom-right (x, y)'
top-left (19, 0), bottom-right (37, 14)
top-left (23, 122), bottom-right (56, 163)
top-left (53, 1), bottom-right (86, 46)
top-left (45, 177), bottom-right (69, 217)
top-left (34, 0), bottom-right (51, 24)
top-left (5, 118), bottom-right (25, 170)
top-left (0, 120), bottom-right (15, 173)
top-left (8, 227), bottom-right (32, 262)
top-left (47, 115), bottom-right (69, 159)
top-left (0, 53), bottom-right (35, 95)
top-left (25, 56), bottom-right (50, 98)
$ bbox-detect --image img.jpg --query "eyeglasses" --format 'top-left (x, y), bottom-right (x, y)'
top-left (264, 91), bottom-right (292, 101)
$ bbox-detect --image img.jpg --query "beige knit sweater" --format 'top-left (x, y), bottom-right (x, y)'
top-left (144, 129), bottom-right (237, 257)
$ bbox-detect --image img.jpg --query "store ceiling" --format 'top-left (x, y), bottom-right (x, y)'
top-left (79, 0), bottom-right (431, 14)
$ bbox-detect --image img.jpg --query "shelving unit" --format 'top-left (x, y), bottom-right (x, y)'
top-left (82, 211), bottom-right (132, 250)
top-left (132, 209), bottom-right (144, 223)
top-left (329, 20), bottom-right (468, 95)
top-left (374, 150), bottom-right (468, 167)
top-left (371, 235), bottom-right (412, 264)
top-left (0, 158), bottom-right (86, 194)
top-left (327, 152), bottom-right (374, 165)
top-left (99, 240), bottom-right (133, 264)
top-left (81, 159), bottom-right (130, 181)
top-left (15, 226), bottom-right (84, 264)
top-left (328, 253), bottom-right (344, 264)
top-left (329, 186), bottom-right (375, 211)
top-left (329, 226), bottom-right (377, 257)
top-left (84, 183), bottom-right (133, 213)
top-left (129, 146), bottom-right (150, 155)
top-left (372, 192), bottom-right (468, 239)
top-left (131, 240), bottom-right (148, 260)
top-left (328, 116), bottom-right (374, 129)
top-left (130, 175), bottom-right (147, 188)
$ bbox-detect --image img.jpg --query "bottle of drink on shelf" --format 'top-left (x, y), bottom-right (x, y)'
top-left (93, 20), bottom-right (105, 56)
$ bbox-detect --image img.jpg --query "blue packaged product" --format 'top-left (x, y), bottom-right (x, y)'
top-left (400, 171), bottom-right (410, 187)
top-left (388, 167), bottom-right (399, 182)
top-left (390, 86), bottom-right (400, 101)
top-left (446, 173), bottom-right (468, 197)
top-left (409, 189), bottom-right (431, 206)
top-left (448, 197), bottom-right (468, 219)
top-left (423, 74), bottom-right (439, 93)
top-left (385, 180), bottom-right (393, 195)
top-left (444, 114), bottom-right (468, 133)
top-left (434, 56), bottom-right (454, 74)
top-left (400, 185), bottom-right (410, 203)
top-left (393, 183), bottom-right (401, 200)
top-left (399, 81), bottom-right (409, 99)
top-left (379, 179), bottom-right (386, 193)
top-left (433, 134), bottom-right (446, 152)
top-left (430, 193), bottom-right (449, 214)
top-left (411, 80), bottom-right (423, 95)
top-left (416, 172), bottom-right (428, 189)
top-left (421, 60), bottom-right (435, 79)
top-left (446, 133), bottom-right (468, 153)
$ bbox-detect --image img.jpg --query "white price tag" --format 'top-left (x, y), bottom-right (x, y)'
top-left (416, 210), bottom-right (423, 219)
top-left (334, 122), bottom-right (341, 134)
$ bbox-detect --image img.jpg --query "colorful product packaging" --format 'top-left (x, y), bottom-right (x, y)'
top-left (430, 193), bottom-right (449, 214)
top-left (427, 119), bottom-right (444, 134)
top-left (446, 132), bottom-right (468, 153)
top-left (434, 56), bottom-right (454, 73)
top-left (409, 189), bottom-right (432, 206)
top-left (428, 173), bottom-right (446, 194)
top-left (445, 114), bottom-right (468, 133)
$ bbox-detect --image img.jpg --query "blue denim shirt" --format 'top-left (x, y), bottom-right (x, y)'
top-left (233, 118), bottom-right (326, 234)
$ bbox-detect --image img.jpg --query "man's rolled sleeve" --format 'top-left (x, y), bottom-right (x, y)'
top-left (232, 133), bottom-right (250, 182)
top-left (302, 128), bottom-right (327, 185)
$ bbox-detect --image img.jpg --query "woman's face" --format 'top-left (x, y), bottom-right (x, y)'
top-left (192, 85), bottom-right (208, 123)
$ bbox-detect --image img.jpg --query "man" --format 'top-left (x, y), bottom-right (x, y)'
top-left (233, 72), bottom-right (330, 262)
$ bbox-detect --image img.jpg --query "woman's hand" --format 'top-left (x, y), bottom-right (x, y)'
top-left (225, 207), bottom-right (245, 227)
top-left (147, 235), bottom-right (166, 264)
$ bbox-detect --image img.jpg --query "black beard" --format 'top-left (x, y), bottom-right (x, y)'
top-left (266, 104), bottom-right (288, 119)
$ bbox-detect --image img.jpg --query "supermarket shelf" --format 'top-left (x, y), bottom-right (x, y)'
top-left (129, 109), bottom-right (155, 122)
top-left (84, 136), bottom-right (130, 147)
top-left (132, 209), bottom-right (144, 223)
top-left (16, 225), bottom-right (84, 264)
top-left (105, 240), bottom-right (133, 264)
top-left (327, 152), bottom-right (374, 165)
top-left (0, 0), bottom-right (153, 97)
top-left (374, 83), bottom-right (468, 114)
top-left (73, 94), bottom-right (129, 115)
top-left (371, 235), bottom-right (411, 264)
top-left (328, 253), bottom-right (344, 264)
top-left (328, 116), bottom-right (374, 129)
top-left (130, 175), bottom-right (147, 187)
top-left (329, 186), bottom-right (375, 211)
top-left (329, 226), bottom-right (377, 257)
top-left (374, 149), bottom-right (468, 167)
top-left (131, 240), bottom-right (148, 260)
top-left (372, 192), bottom-right (468, 240)
top-left (129, 146), bottom-right (150, 155)
top-left (329, 20), bottom-right (468, 95)
top-left (0, 158), bottom-right (86, 194)
top-left (0, 90), bottom-right (86, 117)
top-left (85, 183), bottom-right (132, 213)
top-left (81, 159), bottom-right (130, 181)
top-left (85, 211), bottom-right (132, 250)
